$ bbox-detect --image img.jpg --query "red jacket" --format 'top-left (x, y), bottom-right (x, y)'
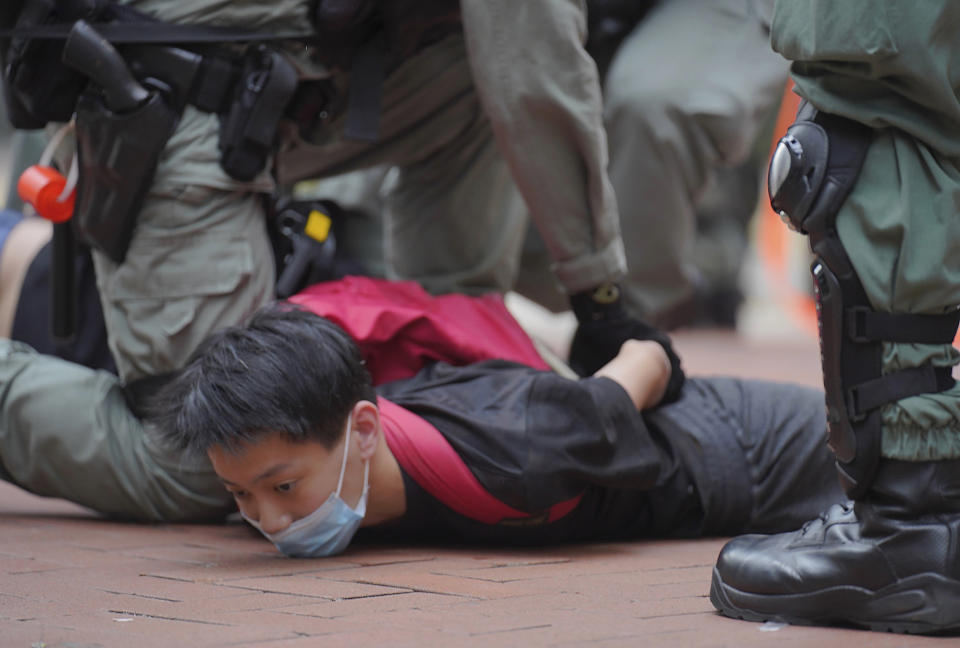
top-left (289, 275), bottom-right (549, 384)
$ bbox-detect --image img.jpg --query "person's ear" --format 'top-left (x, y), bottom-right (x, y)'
top-left (351, 400), bottom-right (381, 461)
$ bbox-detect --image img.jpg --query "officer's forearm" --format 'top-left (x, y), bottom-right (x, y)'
top-left (459, 0), bottom-right (625, 293)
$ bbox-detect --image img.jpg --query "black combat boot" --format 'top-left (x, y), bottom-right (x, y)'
top-left (710, 458), bottom-right (960, 634)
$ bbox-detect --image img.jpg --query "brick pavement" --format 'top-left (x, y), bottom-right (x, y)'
top-left (0, 329), bottom-right (953, 647)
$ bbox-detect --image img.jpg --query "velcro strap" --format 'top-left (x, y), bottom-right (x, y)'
top-left (848, 307), bottom-right (960, 344)
top-left (847, 365), bottom-right (955, 420)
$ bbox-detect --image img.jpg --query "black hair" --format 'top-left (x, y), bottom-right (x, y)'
top-left (150, 302), bottom-right (376, 456)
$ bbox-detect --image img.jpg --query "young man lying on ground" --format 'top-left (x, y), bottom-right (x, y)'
top-left (0, 254), bottom-right (844, 552)
top-left (139, 302), bottom-right (845, 556)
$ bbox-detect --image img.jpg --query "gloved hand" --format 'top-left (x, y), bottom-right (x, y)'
top-left (568, 283), bottom-right (685, 403)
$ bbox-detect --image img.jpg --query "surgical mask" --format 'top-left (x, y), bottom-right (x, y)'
top-left (243, 415), bottom-right (370, 558)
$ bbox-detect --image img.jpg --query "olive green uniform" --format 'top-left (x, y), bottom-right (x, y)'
top-left (606, 0), bottom-right (787, 324)
top-left (771, 0), bottom-right (960, 459)
top-left (98, 0), bottom-right (623, 382)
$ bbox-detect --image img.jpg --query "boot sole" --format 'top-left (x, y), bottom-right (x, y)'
top-left (710, 566), bottom-right (960, 634)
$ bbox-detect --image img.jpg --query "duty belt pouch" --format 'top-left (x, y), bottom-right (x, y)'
top-left (218, 44), bottom-right (298, 181)
top-left (73, 88), bottom-right (177, 263)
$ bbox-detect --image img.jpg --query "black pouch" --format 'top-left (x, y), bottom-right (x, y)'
top-left (2, 0), bottom-right (108, 128)
top-left (73, 89), bottom-right (178, 262)
top-left (218, 44), bottom-right (298, 181)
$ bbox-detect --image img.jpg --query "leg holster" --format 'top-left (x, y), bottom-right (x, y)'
top-left (768, 102), bottom-right (960, 498)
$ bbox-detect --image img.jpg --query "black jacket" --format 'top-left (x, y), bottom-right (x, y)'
top-left (363, 360), bottom-right (702, 547)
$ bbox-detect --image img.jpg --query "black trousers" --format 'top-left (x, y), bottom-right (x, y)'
top-left (12, 241), bottom-right (116, 374)
top-left (649, 377), bottom-right (846, 536)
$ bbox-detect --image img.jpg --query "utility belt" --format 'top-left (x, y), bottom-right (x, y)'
top-left (2, 0), bottom-right (459, 343)
top-left (3, 0), bottom-right (309, 263)
top-left (2, 0), bottom-right (461, 264)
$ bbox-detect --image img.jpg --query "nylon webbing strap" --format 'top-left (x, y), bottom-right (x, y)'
top-left (848, 365), bottom-right (955, 419)
top-left (848, 307), bottom-right (960, 344)
top-left (0, 22), bottom-right (314, 43)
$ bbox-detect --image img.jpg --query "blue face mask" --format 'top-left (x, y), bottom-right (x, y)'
top-left (243, 415), bottom-right (370, 558)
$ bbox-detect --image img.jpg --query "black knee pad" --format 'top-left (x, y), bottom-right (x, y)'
top-left (768, 103), bottom-right (959, 497)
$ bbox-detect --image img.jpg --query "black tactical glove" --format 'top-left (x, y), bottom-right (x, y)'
top-left (568, 283), bottom-right (685, 403)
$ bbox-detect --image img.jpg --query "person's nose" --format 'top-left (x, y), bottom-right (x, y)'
top-left (257, 501), bottom-right (293, 535)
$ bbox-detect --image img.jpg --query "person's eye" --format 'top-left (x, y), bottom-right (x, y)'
top-left (275, 482), bottom-right (295, 494)
top-left (228, 489), bottom-right (249, 499)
